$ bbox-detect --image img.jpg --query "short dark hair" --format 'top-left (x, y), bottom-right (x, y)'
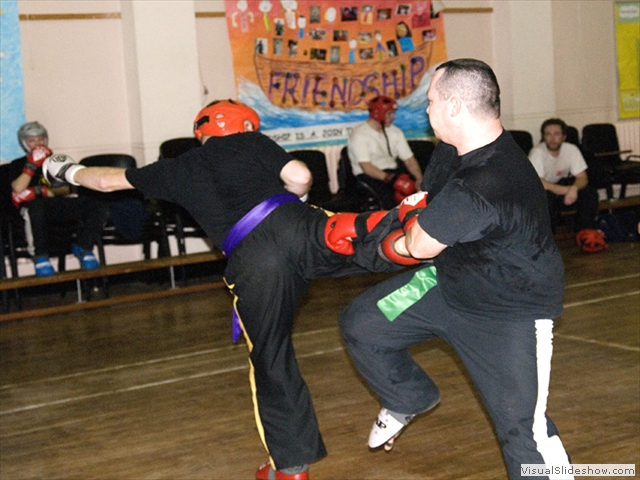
top-left (435, 58), bottom-right (500, 119)
top-left (540, 118), bottom-right (567, 138)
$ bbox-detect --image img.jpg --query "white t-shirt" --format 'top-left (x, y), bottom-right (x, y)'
top-left (528, 142), bottom-right (588, 183)
top-left (347, 122), bottom-right (414, 176)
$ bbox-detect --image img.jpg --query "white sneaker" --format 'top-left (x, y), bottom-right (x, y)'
top-left (368, 408), bottom-right (412, 449)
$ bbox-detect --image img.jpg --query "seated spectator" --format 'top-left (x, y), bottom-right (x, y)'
top-left (6, 122), bottom-right (109, 276)
top-left (528, 118), bottom-right (599, 233)
top-left (347, 96), bottom-right (423, 209)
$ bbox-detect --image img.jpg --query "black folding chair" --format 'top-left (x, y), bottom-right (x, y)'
top-left (581, 123), bottom-right (640, 199)
top-left (508, 130), bottom-right (534, 155)
top-left (408, 139), bottom-right (437, 172)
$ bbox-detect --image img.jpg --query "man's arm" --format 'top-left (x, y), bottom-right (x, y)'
top-left (359, 161), bottom-right (389, 182)
top-left (562, 170), bottom-right (588, 206)
top-left (280, 159), bottom-right (312, 198)
top-left (540, 170), bottom-right (588, 206)
top-left (572, 170), bottom-right (588, 190)
top-left (404, 221), bottom-right (447, 259)
top-left (43, 154), bottom-right (134, 192)
top-left (74, 167), bottom-right (134, 192)
top-left (387, 221), bottom-right (447, 260)
top-left (11, 171), bottom-right (35, 193)
top-left (539, 178), bottom-right (569, 196)
top-left (397, 193), bottom-right (446, 259)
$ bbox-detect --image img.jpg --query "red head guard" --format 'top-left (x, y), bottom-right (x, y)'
top-left (368, 96), bottom-right (398, 126)
top-left (575, 228), bottom-right (609, 254)
top-left (193, 100), bottom-right (260, 140)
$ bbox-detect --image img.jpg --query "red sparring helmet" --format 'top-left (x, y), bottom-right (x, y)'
top-left (368, 96), bottom-right (398, 126)
top-left (193, 100), bottom-right (260, 140)
top-left (575, 229), bottom-right (609, 254)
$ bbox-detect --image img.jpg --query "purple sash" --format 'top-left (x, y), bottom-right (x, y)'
top-left (222, 192), bottom-right (300, 257)
top-left (223, 192), bottom-right (301, 342)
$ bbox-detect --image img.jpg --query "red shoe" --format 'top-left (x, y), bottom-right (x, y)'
top-left (255, 462), bottom-right (309, 480)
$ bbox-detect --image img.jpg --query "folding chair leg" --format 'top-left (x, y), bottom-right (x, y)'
top-left (619, 184), bottom-right (627, 199)
top-left (606, 185), bottom-right (614, 200)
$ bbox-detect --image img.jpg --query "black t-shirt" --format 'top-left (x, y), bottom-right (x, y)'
top-left (125, 132), bottom-right (294, 247)
top-left (418, 132), bottom-right (565, 322)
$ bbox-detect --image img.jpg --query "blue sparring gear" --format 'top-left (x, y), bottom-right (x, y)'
top-left (72, 244), bottom-right (99, 270)
top-left (33, 256), bottom-right (55, 277)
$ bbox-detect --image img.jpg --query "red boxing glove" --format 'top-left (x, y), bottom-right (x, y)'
top-left (398, 191), bottom-right (428, 232)
top-left (11, 186), bottom-right (49, 208)
top-left (325, 212), bottom-right (358, 255)
top-left (23, 145), bottom-right (53, 177)
top-left (324, 210), bottom-right (389, 255)
top-left (379, 229), bottom-right (421, 266)
top-left (392, 173), bottom-right (416, 204)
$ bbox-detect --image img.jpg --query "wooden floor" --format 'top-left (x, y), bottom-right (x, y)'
top-left (0, 238), bottom-right (638, 479)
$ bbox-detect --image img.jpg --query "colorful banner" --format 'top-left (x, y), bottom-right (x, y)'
top-left (616, 2), bottom-right (640, 119)
top-left (224, 0), bottom-right (447, 148)
top-left (0, 0), bottom-right (27, 162)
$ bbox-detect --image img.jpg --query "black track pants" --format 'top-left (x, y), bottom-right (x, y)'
top-left (339, 267), bottom-right (572, 479)
top-left (223, 202), bottom-right (401, 470)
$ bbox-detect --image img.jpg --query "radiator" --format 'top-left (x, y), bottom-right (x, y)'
top-left (614, 120), bottom-right (640, 156)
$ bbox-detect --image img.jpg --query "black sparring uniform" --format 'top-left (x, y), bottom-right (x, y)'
top-left (125, 131), bottom-right (401, 470)
top-left (339, 132), bottom-right (572, 479)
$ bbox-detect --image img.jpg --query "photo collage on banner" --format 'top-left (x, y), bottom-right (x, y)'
top-left (224, 0), bottom-right (448, 148)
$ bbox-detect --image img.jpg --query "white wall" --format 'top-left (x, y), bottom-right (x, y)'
top-left (15, 0), bottom-right (623, 158)
top-left (18, 7), bottom-right (130, 160)
top-left (551, 0), bottom-right (619, 142)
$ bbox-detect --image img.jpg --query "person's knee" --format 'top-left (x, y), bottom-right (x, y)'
top-left (338, 300), bottom-right (370, 340)
top-left (338, 304), bottom-right (357, 339)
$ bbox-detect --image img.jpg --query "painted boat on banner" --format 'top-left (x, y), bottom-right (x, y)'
top-left (254, 40), bottom-right (434, 112)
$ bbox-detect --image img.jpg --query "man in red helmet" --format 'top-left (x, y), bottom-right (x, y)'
top-left (347, 95), bottom-right (423, 209)
top-left (43, 99), bottom-right (406, 480)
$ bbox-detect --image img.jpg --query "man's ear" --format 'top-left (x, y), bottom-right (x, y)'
top-left (449, 96), bottom-right (462, 117)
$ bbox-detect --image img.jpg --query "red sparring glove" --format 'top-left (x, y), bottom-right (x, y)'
top-left (379, 229), bottom-right (421, 266)
top-left (11, 186), bottom-right (49, 208)
top-left (398, 191), bottom-right (428, 232)
top-left (392, 173), bottom-right (416, 204)
top-left (378, 192), bottom-right (428, 266)
top-left (324, 210), bottom-right (388, 255)
top-left (22, 145), bottom-right (53, 177)
top-left (575, 228), bottom-right (609, 254)
top-left (325, 212), bottom-right (358, 255)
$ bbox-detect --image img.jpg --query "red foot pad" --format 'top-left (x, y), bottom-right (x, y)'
top-left (255, 463), bottom-right (309, 480)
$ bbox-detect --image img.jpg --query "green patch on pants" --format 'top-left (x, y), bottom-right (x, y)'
top-left (377, 266), bottom-right (437, 321)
